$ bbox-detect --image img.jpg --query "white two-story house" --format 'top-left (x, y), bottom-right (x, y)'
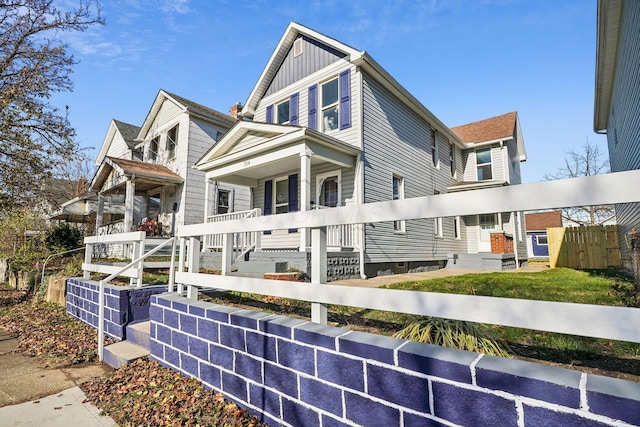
top-left (194, 23), bottom-right (527, 278)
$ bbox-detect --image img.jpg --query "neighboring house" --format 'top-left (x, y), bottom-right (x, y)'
top-left (195, 22), bottom-right (528, 277)
top-left (525, 211), bottom-right (563, 259)
top-left (594, 0), bottom-right (640, 269)
top-left (84, 90), bottom-right (250, 238)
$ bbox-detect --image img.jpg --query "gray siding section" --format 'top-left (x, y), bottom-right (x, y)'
top-left (265, 36), bottom-right (347, 97)
top-left (361, 74), bottom-right (467, 264)
top-left (607, 1), bottom-right (640, 267)
top-left (507, 139), bottom-right (522, 185)
top-left (462, 144), bottom-right (506, 182)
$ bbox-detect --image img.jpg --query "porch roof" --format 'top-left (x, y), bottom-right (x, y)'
top-left (195, 121), bottom-right (361, 187)
top-left (90, 157), bottom-right (184, 194)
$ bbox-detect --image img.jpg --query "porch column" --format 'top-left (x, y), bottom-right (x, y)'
top-left (124, 178), bottom-right (135, 232)
top-left (299, 150), bottom-right (312, 251)
top-left (204, 178), bottom-right (211, 222)
top-left (95, 192), bottom-right (105, 235)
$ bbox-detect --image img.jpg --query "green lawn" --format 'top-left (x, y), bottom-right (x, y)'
top-left (209, 268), bottom-right (640, 377)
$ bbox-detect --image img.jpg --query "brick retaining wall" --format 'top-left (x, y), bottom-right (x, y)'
top-left (66, 278), bottom-right (166, 340)
top-left (149, 293), bottom-right (640, 427)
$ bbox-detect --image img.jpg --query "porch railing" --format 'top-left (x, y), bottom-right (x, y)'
top-left (97, 219), bottom-right (125, 236)
top-left (313, 205), bottom-right (358, 249)
top-left (204, 208), bottom-right (262, 262)
top-left (168, 170), bottom-right (640, 345)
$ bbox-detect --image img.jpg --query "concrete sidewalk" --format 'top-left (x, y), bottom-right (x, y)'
top-left (0, 328), bottom-right (117, 426)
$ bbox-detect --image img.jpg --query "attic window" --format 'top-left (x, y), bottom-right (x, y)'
top-left (293, 38), bottom-right (303, 57)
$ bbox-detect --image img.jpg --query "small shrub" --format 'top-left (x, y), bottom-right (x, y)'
top-left (393, 317), bottom-right (510, 357)
top-left (45, 223), bottom-right (83, 253)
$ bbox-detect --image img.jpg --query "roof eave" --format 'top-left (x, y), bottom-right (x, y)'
top-left (594, 0), bottom-right (623, 132)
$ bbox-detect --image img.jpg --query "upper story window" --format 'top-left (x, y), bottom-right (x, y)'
top-left (476, 148), bottom-right (493, 181)
top-left (149, 137), bottom-right (159, 162)
top-left (449, 143), bottom-right (456, 177)
top-left (321, 78), bottom-right (339, 132)
top-left (166, 125), bottom-right (178, 160)
top-left (276, 99), bottom-right (290, 125)
top-left (392, 174), bottom-right (405, 233)
top-left (431, 128), bottom-right (439, 168)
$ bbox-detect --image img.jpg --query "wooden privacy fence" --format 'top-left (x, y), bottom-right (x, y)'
top-left (547, 225), bottom-right (621, 269)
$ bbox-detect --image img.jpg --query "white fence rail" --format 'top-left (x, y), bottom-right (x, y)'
top-left (83, 231), bottom-right (147, 286)
top-left (171, 170), bottom-right (640, 343)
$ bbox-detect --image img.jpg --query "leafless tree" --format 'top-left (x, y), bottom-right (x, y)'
top-left (0, 0), bottom-right (102, 211)
top-left (544, 139), bottom-right (615, 226)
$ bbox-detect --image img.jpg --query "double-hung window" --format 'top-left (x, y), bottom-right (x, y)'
top-left (166, 125), bottom-right (178, 160)
top-left (276, 99), bottom-right (290, 125)
top-left (274, 177), bottom-right (289, 214)
top-left (449, 143), bottom-right (456, 177)
top-left (149, 137), bottom-right (159, 162)
top-left (431, 128), bottom-right (439, 168)
top-left (476, 148), bottom-right (493, 181)
top-left (392, 175), bottom-right (405, 232)
top-left (217, 190), bottom-right (230, 214)
top-left (321, 78), bottom-right (339, 132)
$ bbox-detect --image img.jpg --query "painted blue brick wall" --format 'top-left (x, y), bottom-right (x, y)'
top-left (66, 278), bottom-right (166, 340)
top-left (148, 293), bottom-right (640, 427)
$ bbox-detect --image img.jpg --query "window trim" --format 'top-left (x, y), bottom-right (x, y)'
top-left (216, 189), bottom-right (230, 215)
top-left (454, 216), bottom-right (461, 240)
top-left (273, 176), bottom-right (289, 214)
top-left (316, 170), bottom-right (342, 208)
top-left (434, 217), bottom-right (443, 238)
top-left (536, 234), bottom-right (549, 246)
top-left (276, 99), bottom-right (290, 125)
top-left (431, 128), bottom-right (440, 169)
top-left (392, 174), bottom-right (405, 233)
top-left (320, 76), bottom-right (339, 132)
top-left (149, 136), bottom-right (159, 162)
top-left (449, 143), bottom-right (456, 178)
top-left (166, 125), bottom-right (178, 160)
top-left (476, 147), bottom-right (493, 181)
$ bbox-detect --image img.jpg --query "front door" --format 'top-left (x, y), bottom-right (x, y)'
top-left (316, 171), bottom-right (341, 208)
top-left (478, 214), bottom-right (498, 252)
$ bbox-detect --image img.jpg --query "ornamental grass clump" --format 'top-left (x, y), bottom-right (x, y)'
top-left (393, 317), bottom-right (510, 357)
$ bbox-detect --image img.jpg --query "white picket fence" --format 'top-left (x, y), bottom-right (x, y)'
top-left (170, 170), bottom-right (640, 344)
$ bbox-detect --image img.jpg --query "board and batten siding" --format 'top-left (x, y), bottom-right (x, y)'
top-left (254, 61), bottom-right (361, 149)
top-left (264, 35), bottom-right (348, 97)
top-left (361, 73), bottom-right (467, 264)
top-left (607, 0), bottom-right (640, 268)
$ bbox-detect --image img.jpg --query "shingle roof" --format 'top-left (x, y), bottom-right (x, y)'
top-left (163, 90), bottom-right (237, 125)
top-left (112, 120), bottom-right (141, 151)
top-left (450, 112), bottom-right (517, 144)
top-left (525, 211), bottom-right (563, 231)
top-left (107, 157), bottom-right (183, 182)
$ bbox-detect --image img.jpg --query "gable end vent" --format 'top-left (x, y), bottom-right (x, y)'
top-left (293, 38), bottom-right (303, 57)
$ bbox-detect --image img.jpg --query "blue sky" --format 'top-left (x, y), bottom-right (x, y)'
top-left (53, 0), bottom-right (605, 183)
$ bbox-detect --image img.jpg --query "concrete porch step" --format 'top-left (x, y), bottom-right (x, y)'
top-left (126, 321), bottom-right (150, 349)
top-left (103, 340), bottom-right (149, 369)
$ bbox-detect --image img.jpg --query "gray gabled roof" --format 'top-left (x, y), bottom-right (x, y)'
top-left (112, 119), bottom-right (141, 151)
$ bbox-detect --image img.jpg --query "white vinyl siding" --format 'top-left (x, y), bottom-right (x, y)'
top-left (361, 74), bottom-right (467, 264)
top-left (462, 145), bottom-right (507, 182)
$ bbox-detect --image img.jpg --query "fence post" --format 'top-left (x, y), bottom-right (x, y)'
top-left (177, 237), bottom-right (186, 294)
top-left (222, 233), bottom-right (233, 276)
top-left (83, 242), bottom-right (92, 280)
top-left (187, 236), bottom-right (200, 300)
top-left (311, 226), bottom-right (327, 324)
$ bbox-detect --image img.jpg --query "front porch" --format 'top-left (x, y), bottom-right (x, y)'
top-left (196, 121), bottom-right (365, 276)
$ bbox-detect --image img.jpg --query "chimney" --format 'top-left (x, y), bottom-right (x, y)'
top-left (229, 102), bottom-right (243, 120)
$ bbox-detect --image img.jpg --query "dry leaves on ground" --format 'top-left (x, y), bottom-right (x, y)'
top-left (0, 290), bottom-right (29, 307)
top-left (0, 301), bottom-right (114, 366)
top-left (81, 357), bottom-right (268, 427)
